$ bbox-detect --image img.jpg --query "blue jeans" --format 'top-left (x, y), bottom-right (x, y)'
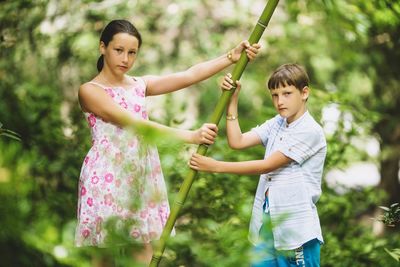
top-left (251, 197), bottom-right (320, 267)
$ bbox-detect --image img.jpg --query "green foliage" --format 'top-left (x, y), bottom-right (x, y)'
top-left (378, 203), bottom-right (400, 227)
top-left (318, 186), bottom-right (396, 266)
top-left (1, 0), bottom-right (400, 266)
top-left (378, 203), bottom-right (400, 263)
top-left (385, 248), bottom-right (400, 262)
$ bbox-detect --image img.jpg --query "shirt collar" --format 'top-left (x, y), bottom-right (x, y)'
top-left (283, 110), bottom-right (309, 129)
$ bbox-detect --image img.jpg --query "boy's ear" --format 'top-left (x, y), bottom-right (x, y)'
top-left (302, 86), bottom-right (310, 100)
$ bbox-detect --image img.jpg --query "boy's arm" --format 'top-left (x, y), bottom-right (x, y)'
top-left (190, 151), bottom-right (292, 175)
top-left (224, 76), bottom-right (262, 149)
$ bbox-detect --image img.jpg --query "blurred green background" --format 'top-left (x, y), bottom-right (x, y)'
top-left (1, 0), bottom-right (399, 266)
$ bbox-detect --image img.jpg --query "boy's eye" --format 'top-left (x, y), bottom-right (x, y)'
top-left (129, 51), bottom-right (137, 55)
top-left (284, 92), bottom-right (291, 96)
top-left (115, 48), bottom-right (123, 53)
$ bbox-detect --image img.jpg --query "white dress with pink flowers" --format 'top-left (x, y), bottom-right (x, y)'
top-left (75, 77), bottom-right (171, 247)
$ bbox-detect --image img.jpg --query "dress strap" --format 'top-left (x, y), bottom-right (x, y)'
top-left (132, 76), bottom-right (147, 93)
top-left (88, 81), bottom-right (107, 89)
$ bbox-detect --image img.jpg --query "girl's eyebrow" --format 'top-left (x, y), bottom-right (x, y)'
top-left (113, 45), bottom-right (137, 50)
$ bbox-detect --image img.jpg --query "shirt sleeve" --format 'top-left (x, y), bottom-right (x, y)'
top-left (251, 115), bottom-right (280, 147)
top-left (279, 128), bottom-right (326, 165)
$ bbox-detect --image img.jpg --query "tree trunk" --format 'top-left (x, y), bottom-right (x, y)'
top-left (378, 145), bottom-right (400, 205)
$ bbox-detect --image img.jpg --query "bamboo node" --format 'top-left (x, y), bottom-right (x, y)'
top-left (257, 21), bottom-right (267, 28)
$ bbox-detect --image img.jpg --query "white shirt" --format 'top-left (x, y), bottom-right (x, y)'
top-left (249, 111), bottom-right (327, 250)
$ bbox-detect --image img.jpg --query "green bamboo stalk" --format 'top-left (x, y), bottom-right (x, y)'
top-left (0, 122), bottom-right (21, 141)
top-left (150, 1), bottom-right (280, 266)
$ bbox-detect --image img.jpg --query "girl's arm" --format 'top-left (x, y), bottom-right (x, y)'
top-left (79, 83), bottom-right (218, 144)
top-left (144, 41), bottom-right (260, 96)
top-left (189, 151), bottom-right (292, 175)
top-left (222, 74), bottom-right (262, 149)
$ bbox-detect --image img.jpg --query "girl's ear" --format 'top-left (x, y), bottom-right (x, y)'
top-left (302, 86), bottom-right (310, 101)
top-left (99, 41), bottom-right (106, 55)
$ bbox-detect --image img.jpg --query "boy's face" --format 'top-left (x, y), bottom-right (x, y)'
top-left (270, 85), bottom-right (309, 123)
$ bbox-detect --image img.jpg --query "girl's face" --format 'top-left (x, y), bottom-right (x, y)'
top-left (100, 33), bottom-right (139, 74)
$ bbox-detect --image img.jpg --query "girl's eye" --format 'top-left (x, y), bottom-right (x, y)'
top-left (129, 51), bottom-right (137, 55)
top-left (115, 49), bottom-right (123, 53)
top-left (284, 92), bottom-right (291, 96)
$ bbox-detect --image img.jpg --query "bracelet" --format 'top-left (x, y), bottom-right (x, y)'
top-left (226, 114), bottom-right (238, 120)
top-left (227, 50), bottom-right (235, 63)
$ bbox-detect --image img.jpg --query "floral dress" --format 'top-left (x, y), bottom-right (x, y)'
top-left (75, 77), bottom-right (171, 247)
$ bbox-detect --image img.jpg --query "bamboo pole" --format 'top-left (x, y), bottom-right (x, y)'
top-left (150, 1), bottom-right (280, 266)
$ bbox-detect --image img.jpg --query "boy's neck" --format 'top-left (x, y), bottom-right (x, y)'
top-left (287, 106), bottom-right (307, 124)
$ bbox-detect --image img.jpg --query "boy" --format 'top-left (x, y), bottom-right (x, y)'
top-left (189, 63), bottom-right (327, 266)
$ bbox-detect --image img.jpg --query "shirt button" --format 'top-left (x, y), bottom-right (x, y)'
top-left (280, 137), bottom-right (282, 141)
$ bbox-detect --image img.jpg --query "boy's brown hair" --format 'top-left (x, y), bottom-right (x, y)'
top-left (267, 63), bottom-right (309, 90)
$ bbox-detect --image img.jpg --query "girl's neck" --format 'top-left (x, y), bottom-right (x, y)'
top-left (97, 70), bottom-right (128, 87)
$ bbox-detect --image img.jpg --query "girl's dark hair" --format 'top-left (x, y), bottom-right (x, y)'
top-left (267, 63), bottom-right (309, 90)
top-left (97, 19), bottom-right (142, 72)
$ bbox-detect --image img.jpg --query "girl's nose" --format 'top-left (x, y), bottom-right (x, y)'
top-left (122, 53), bottom-right (129, 63)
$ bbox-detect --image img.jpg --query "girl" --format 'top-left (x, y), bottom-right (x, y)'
top-left (75, 19), bottom-right (259, 265)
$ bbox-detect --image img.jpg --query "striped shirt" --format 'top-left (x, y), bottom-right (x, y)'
top-left (249, 111), bottom-right (327, 250)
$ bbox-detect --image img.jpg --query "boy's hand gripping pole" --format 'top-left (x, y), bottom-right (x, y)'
top-left (150, 1), bottom-right (280, 266)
